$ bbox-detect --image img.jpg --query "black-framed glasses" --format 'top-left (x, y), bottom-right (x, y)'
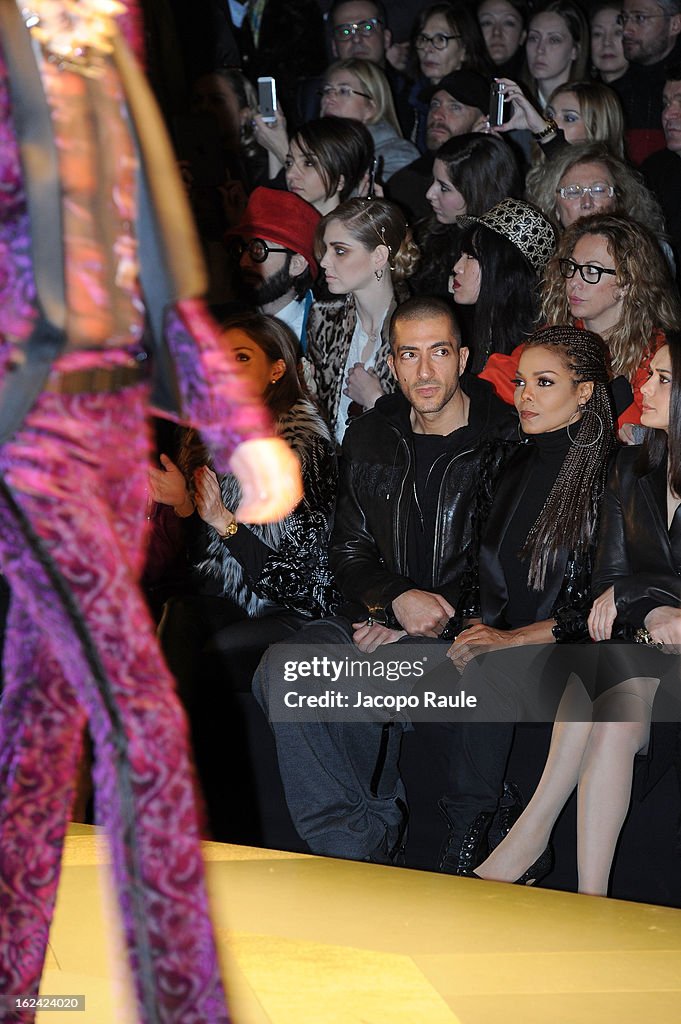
top-left (332, 18), bottom-right (383, 40)
top-left (619, 11), bottom-right (671, 26)
top-left (556, 182), bottom-right (618, 200)
top-left (415, 31), bottom-right (460, 50)
top-left (230, 238), bottom-right (291, 263)
top-left (318, 84), bottom-right (372, 101)
top-left (559, 258), bottom-right (617, 284)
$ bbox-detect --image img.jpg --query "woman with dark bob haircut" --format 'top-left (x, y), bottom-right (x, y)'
top-left (413, 133), bottom-right (523, 297)
top-left (284, 118), bottom-right (374, 214)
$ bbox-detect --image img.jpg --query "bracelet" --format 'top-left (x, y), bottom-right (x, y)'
top-left (217, 512), bottom-right (238, 538)
top-left (532, 118), bottom-right (558, 142)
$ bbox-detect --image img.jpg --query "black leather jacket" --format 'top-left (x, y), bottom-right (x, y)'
top-left (592, 446), bottom-right (681, 627)
top-left (330, 376), bottom-right (517, 626)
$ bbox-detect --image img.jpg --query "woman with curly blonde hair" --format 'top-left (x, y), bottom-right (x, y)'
top-left (307, 197), bottom-right (419, 441)
top-left (525, 142), bottom-right (666, 233)
top-left (541, 214), bottom-right (680, 428)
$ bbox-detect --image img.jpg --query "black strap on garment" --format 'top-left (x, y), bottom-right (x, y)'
top-left (0, 1), bottom-right (67, 443)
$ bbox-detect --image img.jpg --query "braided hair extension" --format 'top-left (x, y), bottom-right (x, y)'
top-left (520, 324), bottom-right (617, 591)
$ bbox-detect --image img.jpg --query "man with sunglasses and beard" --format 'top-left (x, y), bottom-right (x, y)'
top-left (227, 187), bottom-right (320, 352)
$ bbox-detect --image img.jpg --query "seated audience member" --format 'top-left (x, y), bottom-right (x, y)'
top-left (386, 70), bottom-right (490, 222)
top-left (409, 3), bottom-right (490, 153)
top-left (525, 141), bottom-right (667, 239)
top-left (148, 313), bottom-right (338, 712)
top-left (542, 215), bottom-right (680, 430)
top-left (319, 59), bottom-right (419, 180)
top-left (477, 0), bottom-right (528, 80)
top-left (449, 198), bottom-right (556, 373)
top-left (523, 0), bottom-right (589, 109)
top-left (226, 187), bottom-right (320, 350)
top-left (641, 63), bottom-right (681, 275)
top-left (482, 215), bottom-right (681, 432)
top-left (493, 78), bottom-right (625, 158)
top-left (590, 1), bottom-right (629, 83)
top-left (270, 117), bottom-right (374, 215)
top-left (326, 0), bottom-right (415, 136)
top-left (189, 67), bottom-right (267, 194)
top-left (253, 296), bottom-right (517, 865)
top-left (306, 198), bottom-right (419, 442)
top-left (475, 335), bottom-right (681, 896)
top-left (611, 0), bottom-right (681, 164)
top-left (412, 133), bottom-right (523, 298)
top-left (438, 325), bottom-right (616, 876)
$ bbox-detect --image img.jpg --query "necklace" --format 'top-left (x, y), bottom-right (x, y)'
top-left (20, 0), bottom-right (125, 75)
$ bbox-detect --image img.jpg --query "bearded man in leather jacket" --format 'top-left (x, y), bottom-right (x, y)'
top-left (254, 296), bottom-right (517, 864)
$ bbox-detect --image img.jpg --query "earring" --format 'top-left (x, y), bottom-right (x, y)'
top-left (567, 404), bottom-right (604, 447)
top-left (375, 268), bottom-right (384, 281)
top-left (270, 378), bottom-right (279, 385)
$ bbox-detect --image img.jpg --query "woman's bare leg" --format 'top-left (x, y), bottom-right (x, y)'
top-left (476, 677), bottom-right (593, 882)
top-left (576, 678), bottom-right (658, 896)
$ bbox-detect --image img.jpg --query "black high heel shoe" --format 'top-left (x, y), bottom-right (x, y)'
top-left (513, 845), bottom-right (554, 886)
top-left (465, 845), bottom-right (554, 885)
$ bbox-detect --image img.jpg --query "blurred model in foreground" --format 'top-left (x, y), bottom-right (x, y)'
top-left (0, 2), bottom-right (300, 1021)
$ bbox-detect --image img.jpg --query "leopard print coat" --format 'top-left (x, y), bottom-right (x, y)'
top-left (305, 293), bottom-right (399, 437)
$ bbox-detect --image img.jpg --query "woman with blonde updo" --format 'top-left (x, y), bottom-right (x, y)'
top-left (307, 197), bottom-right (419, 441)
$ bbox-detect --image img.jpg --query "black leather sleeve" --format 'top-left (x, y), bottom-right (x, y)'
top-left (591, 458), bottom-right (632, 599)
top-left (330, 452), bottom-right (415, 625)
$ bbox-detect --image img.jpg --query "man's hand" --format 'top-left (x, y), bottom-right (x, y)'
top-left (588, 586), bottom-right (617, 641)
top-left (352, 620), bottom-right (407, 653)
top-left (644, 605), bottom-right (681, 654)
top-left (391, 590), bottom-right (455, 637)
top-left (230, 437), bottom-right (302, 523)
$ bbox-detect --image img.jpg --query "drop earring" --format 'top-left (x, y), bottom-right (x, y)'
top-left (375, 268), bottom-right (384, 281)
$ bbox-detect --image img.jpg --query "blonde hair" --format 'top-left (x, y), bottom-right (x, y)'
top-left (325, 58), bottom-right (403, 136)
top-left (547, 81), bottom-right (625, 158)
top-left (526, 142), bottom-right (666, 232)
top-left (315, 197), bottom-right (419, 283)
top-left (541, 214), bottom-right (681, 379)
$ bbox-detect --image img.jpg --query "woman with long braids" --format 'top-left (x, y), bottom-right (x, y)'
top-left (435, 325), bottom-right (617, 876)
top-left (474, 335), bottom-right (681, 896)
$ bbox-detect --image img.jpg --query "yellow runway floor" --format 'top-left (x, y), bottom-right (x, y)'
top-left (37, 824), bottom-right (681, 1024)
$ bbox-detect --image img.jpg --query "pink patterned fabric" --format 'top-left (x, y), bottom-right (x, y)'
top-left (0, 387), bottom-right (229, 1023)
top-left (0, 3), bottom-right (272, 1021)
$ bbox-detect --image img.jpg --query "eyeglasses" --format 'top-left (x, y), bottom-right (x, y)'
top-left (318, 84), bottom-right (372, 101)
top-left (559, 258), bottom-right (617, 284)
top-left (332, 18), bottom-right (383, 41)
top-left (415, 31), bottom-right (460, 50)
top-left (619, 12), bottom-right (671, 26)
top-left (556, 182), bottom-right (618, 201)
top-left (231, 238), bottom-right (291, 263)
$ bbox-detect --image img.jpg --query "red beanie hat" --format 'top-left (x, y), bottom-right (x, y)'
top-left (227, 187), bottom-right (322, 279)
